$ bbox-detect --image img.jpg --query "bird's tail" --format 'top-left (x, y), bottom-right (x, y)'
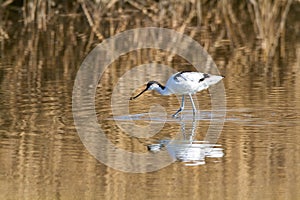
top-left (206, 75), bottom-right (224, 86)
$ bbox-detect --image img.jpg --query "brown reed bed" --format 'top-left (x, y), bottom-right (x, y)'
top-left (0, 0), bottom-right (298, 66)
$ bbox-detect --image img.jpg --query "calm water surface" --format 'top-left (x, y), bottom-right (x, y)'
top-left (0, 25), bottom-right (300, 200)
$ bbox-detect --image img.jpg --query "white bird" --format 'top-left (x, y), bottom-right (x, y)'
top-left (130, 71), bottom-right (224, 118)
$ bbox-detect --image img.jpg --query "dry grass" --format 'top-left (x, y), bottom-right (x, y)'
top-left (0, 0), bottom-right (298, 65)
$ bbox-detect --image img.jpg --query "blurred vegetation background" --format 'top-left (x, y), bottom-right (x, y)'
top-left (0, 0), bottom-right (299, 69)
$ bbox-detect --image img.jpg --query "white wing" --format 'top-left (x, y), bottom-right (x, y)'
top-left (166, 71), bottom-right (223, 94)
top-left (173, 71), bottom-right (208, 83)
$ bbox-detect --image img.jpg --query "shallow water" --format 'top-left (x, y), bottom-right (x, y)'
top-left (1, 55), bottom-right (300, 199)
top-left (1, 13), bottom-right (300, 200)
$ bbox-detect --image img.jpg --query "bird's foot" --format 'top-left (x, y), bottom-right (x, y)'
top-left (172, 108), bottom-right (183, 118)
top-left (172, 113), bottom-right (179, 118)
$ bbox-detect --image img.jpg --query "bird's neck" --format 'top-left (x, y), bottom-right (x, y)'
top-left (154, 84), bottom-right (172, 96)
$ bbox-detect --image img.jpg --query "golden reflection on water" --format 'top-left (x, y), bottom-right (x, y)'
top-left (1, 2), bottom-right (300, 199)
top-left (1, 47), bottom-right (300, 199)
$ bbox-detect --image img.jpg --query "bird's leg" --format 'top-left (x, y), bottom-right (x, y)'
top-left (172, 95), bottom-right (185, 118)
top-left (188, 94), bottom-right (197, 117)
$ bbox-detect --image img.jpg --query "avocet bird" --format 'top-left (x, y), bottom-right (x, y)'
top-left (130, 71), bottom-right (224, 118)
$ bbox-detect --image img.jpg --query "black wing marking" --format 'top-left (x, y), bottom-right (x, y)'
top-left (199, 73), bottom-right (210, 82)
top-left (173, 71), bottom-right (192, 82)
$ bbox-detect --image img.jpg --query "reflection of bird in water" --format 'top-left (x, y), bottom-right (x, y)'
top-left (130, 71), bottom-right (224, 117)
top-left (147, 116), bottom-right (224, 166)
